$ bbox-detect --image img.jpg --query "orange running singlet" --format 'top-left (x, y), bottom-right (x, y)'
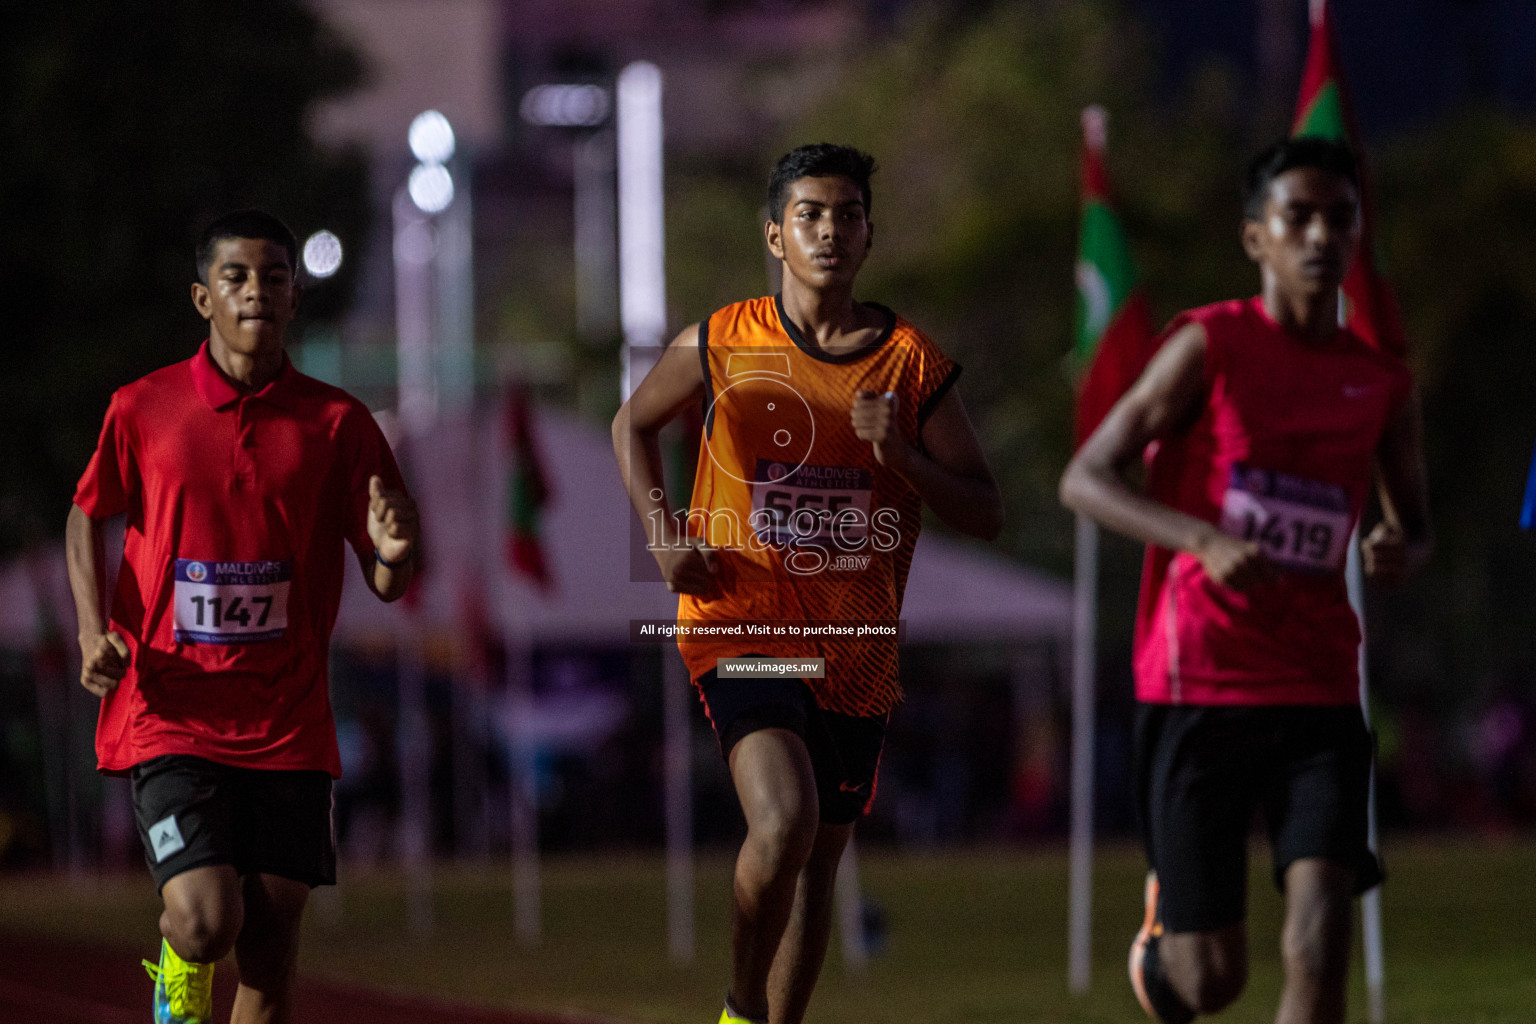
top-left (676, 295), bottom-right (960, 717)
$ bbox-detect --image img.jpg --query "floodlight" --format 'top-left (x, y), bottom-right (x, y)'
top-left (521, 84), bottom-right (610, 127)
top-left (408, 110), bottom-right (456, 164)
top-left (408, 163), bottom-right (454, 214)
top-left (302, 230), bottom-right (343, 278)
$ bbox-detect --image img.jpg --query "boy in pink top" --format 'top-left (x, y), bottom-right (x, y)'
top-left (1061, 138), bottom-right (1431, 1024)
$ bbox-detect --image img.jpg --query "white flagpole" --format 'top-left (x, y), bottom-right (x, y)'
top-left (1066, 105), bottom-right (1111, 995)
top-left (662, 646), bottom-right (695, 961)
top-left (1068, 511), bottom-right (1098, 993)
top-left (1335, 272), bottom-right (1385, 1023)
top-left (507, 641), bottom-right (542, 946)
top-left (617, 60), bottom-right (668, 371)
top-left (391, 184), bottom-right (437, 935)
top-left (497, 415), bottom-right (542, 945)
top-left (1346, 535), bottom-right (1385, 1023)
top-left (397, 610), bottom-right (435, 936)
top-left (835, 839), bottom-right (868, 973)
top-left (619, 59), bottom-right (695, 961)
top-left (1338, 279), bottom-right (1386, 1022)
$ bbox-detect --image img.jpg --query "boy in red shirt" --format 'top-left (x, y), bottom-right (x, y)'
top-left (1061, 138), bottom-right (1431, 1024)
top-left (66, 210), bottom-right (419, 1024)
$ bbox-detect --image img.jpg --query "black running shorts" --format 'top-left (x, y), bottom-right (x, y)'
top-left (1135, 703), bottom-right (1382, 934)
top-left (697, 665), bottom-right (888, 825)
top-left (131, 754), bottom-right (337, 891)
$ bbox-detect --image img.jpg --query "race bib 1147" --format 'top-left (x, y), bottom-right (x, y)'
top-left (173, 559), bottom-right (291, 644)
top-left (1218, 465), bottom-right (1352, 572)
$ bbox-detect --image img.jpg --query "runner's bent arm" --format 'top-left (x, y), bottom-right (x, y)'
top-left (360, 474), bottom-right (420, 602)
top-left (611, 324), bottom-right (716, 594)
top-left (851, 387), bottom-right (1003, 540)
top-left (1059, 323), bottom-right (1275, 590)
top-left (1361, 388), bottom-right (1433, 587)
top-left (65, 503), bottom-right (129, 696)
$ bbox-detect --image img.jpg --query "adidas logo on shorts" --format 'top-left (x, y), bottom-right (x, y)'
top-left (150, 814), bottom-right (186, 862)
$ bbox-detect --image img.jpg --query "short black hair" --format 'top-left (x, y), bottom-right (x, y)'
top-left (195, 209), bottom-right (299, 283)
top-left (1242, 137), bottom-right (1359, 221)
top-left (767, 143), bottom-right (877, 224)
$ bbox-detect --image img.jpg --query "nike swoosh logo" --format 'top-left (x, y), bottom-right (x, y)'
top-left (838, 781), bottom-right (866, 793)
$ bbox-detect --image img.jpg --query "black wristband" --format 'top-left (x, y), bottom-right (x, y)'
top-left (375, 548), bottom-right (412, 569)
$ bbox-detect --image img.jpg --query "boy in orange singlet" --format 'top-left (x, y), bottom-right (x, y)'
top-left (613, 144), bottom-right (1003, 1024)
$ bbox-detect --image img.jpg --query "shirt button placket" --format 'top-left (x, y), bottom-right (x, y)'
top-left (233, 399), bottom-right (255, 492)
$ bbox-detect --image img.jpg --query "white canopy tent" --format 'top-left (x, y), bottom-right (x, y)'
top-left (333, 404), bottom-right (1072, 646)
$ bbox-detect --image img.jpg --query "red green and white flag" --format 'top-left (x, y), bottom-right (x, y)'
top-left (504, 387), bottom-right (553, 589)
top-left (1072, 105), bottom-right (1158, 447)
top-left (1292, 0), bottom-right (1407, 358)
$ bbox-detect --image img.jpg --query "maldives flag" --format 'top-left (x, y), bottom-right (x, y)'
top-left (1291, 0), bottom-right (1407, 358)
top-left (1072, 106), bottom-right (1158, 448)
top-left (504, 387), bottom-right (553, 589)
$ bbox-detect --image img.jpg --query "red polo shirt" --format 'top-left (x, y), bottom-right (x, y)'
top-left (74, 341), bottom-right (405, 777)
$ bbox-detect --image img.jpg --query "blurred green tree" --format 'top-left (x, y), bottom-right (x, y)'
top-left (1370, 111), bottom-right (1536, 703)
top-left (0, 0), bottom-right (368, 554)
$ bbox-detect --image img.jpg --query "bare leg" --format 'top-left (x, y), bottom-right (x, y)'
top-left (230, 873), bottom-right (311, 1024)
top-left (767, 822), bottom-right (852, 1024)
top-left (1161, 922), bottom-right (1248, 1015)
top-left (727, 729), bottom-right (820, 1021)
top-left (1274, 858), bottom-right (1353, 1024)
top-left (160, 864), bottom-right (243, 963)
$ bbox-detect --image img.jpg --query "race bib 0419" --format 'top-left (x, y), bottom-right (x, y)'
top-left (1218, 465), bottom-right (1352, 572)
top-left (173, 559), bottom-right (292, 644)
top-left (750, 460), bottom-right (873, 548)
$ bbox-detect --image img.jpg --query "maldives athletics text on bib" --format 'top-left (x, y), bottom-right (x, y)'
top-left (173, 559), bottom-right (292, 644)
top-left (749, 459), bottom-right (874, 548)
top-left (1218, 464), bottom-right (1352, 572)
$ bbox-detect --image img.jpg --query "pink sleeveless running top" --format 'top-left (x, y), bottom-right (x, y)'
top-left (1133, 297), bottom-right (1412, 706)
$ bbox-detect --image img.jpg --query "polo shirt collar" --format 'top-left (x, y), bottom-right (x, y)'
top-left (191, 339), bottom-right (298, 410)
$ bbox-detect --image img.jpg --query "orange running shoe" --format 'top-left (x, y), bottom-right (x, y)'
top-left (1128, 872), bottom-right (1195, 1024)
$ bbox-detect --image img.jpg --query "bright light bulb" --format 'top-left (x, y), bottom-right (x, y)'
top-left (302, 230), bottom-right (343, 278)
top-left (408, 110), bottom-right (455, 164)
top-left (408, 163), bottom-right (454, 214)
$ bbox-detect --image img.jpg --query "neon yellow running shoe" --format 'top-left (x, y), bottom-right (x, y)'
top-left (143, 938), bottom-right (214, 1023)
top-left (718, 997), bottom-right (766, 1024)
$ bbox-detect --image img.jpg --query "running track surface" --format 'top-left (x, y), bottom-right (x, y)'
top-left (0, 931), bottom-right (625, 1024)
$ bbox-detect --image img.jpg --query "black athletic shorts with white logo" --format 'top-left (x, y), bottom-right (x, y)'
top-left (1135, 703), bottom-right (1383, 934)
top-left (697, 666), bottom-right (888, 825)
top-left (131, 754), bottom-right (337, 891)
